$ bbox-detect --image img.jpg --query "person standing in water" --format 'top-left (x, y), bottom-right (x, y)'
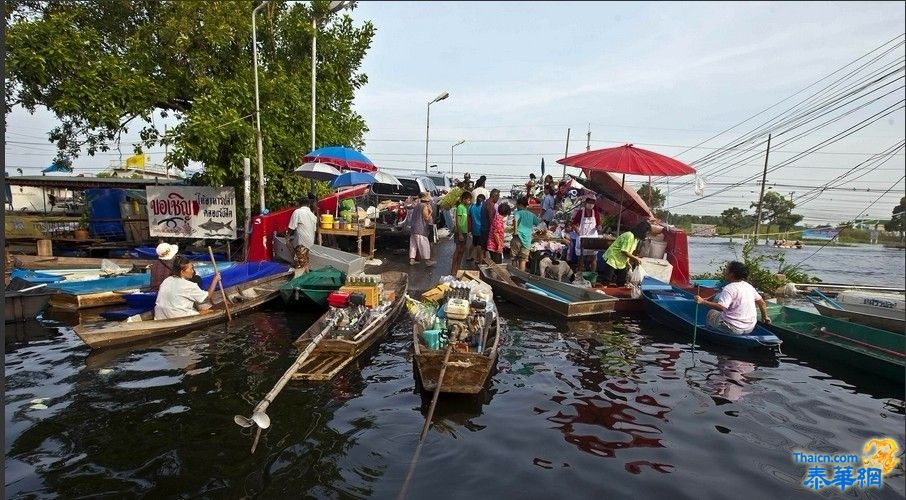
top-left (451, 191), bottom-right (473, 275)
top-left (409, 192), bottom-right (435, 267)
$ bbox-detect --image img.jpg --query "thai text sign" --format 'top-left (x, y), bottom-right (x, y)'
top-left (146, 186), bottom-right (236, 239)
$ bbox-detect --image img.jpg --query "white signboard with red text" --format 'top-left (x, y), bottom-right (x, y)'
top-left (146, 186), bottom-right (237, 239)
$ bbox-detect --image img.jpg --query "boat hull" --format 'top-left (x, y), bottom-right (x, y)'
top-left (73, 271), bottom-right (293, 349)
top-left (5, 291), bottom-right (56, 322)
top-left (414, 316), bottom-right (500, 395)
top-left (642, 279), bottom-right (782, 349)
top-left (291, 272), bottom-right (408, 380)
top-left (813, 301), bottom-right (905, 334)
top-left (479, 265), bottom-right (617, 318)
top-left (765, 304), bottom-right (904, 384)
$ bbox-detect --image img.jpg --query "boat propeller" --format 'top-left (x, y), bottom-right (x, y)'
top-left (234, 409), bottom-right (271, 429)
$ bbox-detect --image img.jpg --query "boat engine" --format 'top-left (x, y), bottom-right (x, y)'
top-left (327, 291), bottom-right (369, 337)
top-left (444, 282), bottom-right (488, 346)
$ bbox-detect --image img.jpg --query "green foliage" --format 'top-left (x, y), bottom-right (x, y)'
top-left (719, 207), bottom-right (753, 234)
top-left (636, 183), bottom-right (665, 209)
top-left (693, 239), bottom-right (820, 296)
top-left (750, 191), bottom-right (802, 232)
top-left (884, 196), bottom-right (905, 234)
top-left (7, 0), bottom-right (375, 213)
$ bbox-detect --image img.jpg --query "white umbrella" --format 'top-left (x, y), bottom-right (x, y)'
top-left (371, 170), bottom-right (402, 186)
top-left (294, 162), bottom-right (341, 181)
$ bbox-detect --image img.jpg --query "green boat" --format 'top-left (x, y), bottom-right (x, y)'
top-left (765, 303), bottom-right (905, 384)
top-left (279, 266), bottom-right (346, 308)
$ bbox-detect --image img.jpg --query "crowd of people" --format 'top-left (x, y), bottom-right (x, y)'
top-left (438, 172), bottom-right (666, 287)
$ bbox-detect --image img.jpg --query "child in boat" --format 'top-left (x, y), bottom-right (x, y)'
top-left (154, 256), bottom-right (222, 320)
top-left (695, 261), bottom-right (771, 334)
top-left (487, 202), bottom-right (510, 264)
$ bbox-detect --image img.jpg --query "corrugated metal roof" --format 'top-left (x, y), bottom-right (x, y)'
top-left (5, 176), bottom-right (187, 190)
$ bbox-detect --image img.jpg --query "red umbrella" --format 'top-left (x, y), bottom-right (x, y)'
top-left (556, 144), bottom-right (695, 233)
top-left (557, 143), bottom-right (695, 176)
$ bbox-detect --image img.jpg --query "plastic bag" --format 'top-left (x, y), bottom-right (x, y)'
top-left (629, 264), bottom-right (647, 285)
top-left (571, 275), bottom-right (591, 288)
top-left (629, 283), bottom-right (642, 299)
top-left (405, 296), bottom-right (437, 330)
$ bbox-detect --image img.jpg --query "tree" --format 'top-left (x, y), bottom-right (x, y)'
top-left (884, 196), bottom-right (905, 235)
top-left (636, 183), bottom-right (665, 209)
top-left (720, 207), bottom-right (752, 234)
top-left (751, 191), bottom-right (802, 232)
top-left (6, 0), bottom-right (375, 212)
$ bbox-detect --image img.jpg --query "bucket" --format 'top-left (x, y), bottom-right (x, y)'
top-left (647, 240), bottom-right (668, 259)
top-left (320, 213), bottom-right (334, 230)
top-left (422, 329), bottom-right (441, 350)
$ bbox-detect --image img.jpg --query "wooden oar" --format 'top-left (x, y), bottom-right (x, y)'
top-left (398, 344), bottom-right (454, 500)
top-left (817, 327), bottom-right (905, 358)
top-left (482, 256), bottom-right (516, 286)
top-left (692, 285), bottom-right (700, 357)
top-left (208, 246), bottom-right (232, 322)
top-left (234, 319), bottom-right (335, 453)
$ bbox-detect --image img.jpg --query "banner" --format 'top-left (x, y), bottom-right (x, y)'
top-left (146, 186), bottom-right (236, 239)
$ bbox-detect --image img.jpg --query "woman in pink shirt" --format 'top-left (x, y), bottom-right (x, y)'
top-left (486, 203), bottom-right (510, 264)
top-left (695, 261), bottom-right (771, 334)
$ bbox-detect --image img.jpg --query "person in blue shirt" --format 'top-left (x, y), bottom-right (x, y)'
top-left (468, 193), bottom-right (486, 262)
top-left (512, 196), bottom-right (541, 271)
top-left (541, 187), bottom-right (556, 225)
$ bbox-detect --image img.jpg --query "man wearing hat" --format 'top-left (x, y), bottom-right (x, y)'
top-left (409, 192), bottom-right (435, 267)
top-left (150, 242), bottom-right (178, 291)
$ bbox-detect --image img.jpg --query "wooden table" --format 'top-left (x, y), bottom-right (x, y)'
top-left (317, 225), bottom-right (377, 258)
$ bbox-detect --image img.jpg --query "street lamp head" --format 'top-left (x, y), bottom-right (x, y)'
top-left (431, 91), bottom-right (450, 104)
top-left (327, 1), bottom-right (355, 13)
top-left (453, 140), bottom-right (465, 147)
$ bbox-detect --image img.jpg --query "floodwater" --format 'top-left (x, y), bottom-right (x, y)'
top-left (5, 238), bottom-right (905, 499)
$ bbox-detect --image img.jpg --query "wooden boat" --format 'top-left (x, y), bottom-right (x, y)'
top-left (4, 279), bottom-right (58, 322)
top-left (290, 272), bottom-right (408, 380)
top-left (764, 304), bottom-right (904, 383)
top-left (479, 264), bottom-right (618, 318)
top-left (73, 270), bottom-right (293, 349)
top-left (12, 254), bottom-right (156, 270)
top-left (809, 292), bottom-right (905, 334)
top-left (641, 277), bottom-right (782, 349)
top-left (279, 266), bottom-right (346, 308)
top-left (412, 275), bottom-right (501, 394)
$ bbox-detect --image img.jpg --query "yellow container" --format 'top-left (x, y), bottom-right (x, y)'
top-left (320, 213), bottom-right (334, 230)
top-left (340, 285), bottom-right (380, 308)
top-left (421, 283), bottom-right (450, 302)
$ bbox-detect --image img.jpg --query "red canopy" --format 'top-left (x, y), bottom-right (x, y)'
top-left (557, 144), bottom-right (695, 177)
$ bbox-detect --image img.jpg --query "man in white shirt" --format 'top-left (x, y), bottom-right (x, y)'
top-left (695, 261), bottom-right (771, 334)
top-left (287, 198), bottom-right (319, 249)
top-left (154, 257), bottom-right (221, 320)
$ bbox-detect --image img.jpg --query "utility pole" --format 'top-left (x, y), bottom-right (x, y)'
top-left (586, 123), bottom-right (591, 151)
top-left (561, 128), bottom-right (571, 179)
top-left (753, 133), bottom-right (771, 242)
top-left (164, 124), bottom-right (169, 179)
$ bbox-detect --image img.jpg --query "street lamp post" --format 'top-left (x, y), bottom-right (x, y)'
top-left (312, 1), bottom-right (355, 151)
top-left (451, 140), bottom-right (465, 176)
top-left (425, 91), bottom-right (450, 172)
top-left (252, 1), bottom-right (269, 213)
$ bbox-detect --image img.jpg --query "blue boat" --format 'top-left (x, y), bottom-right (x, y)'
top-left (641, 277), bottom-right (782, 350)
top-left (100, 261), bottom-right (289, 321)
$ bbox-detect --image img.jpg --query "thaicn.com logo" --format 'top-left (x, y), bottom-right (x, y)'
top-left (792, 438), bottom-right (902, 492)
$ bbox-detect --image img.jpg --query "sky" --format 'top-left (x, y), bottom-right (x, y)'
top-left (6, 1), bottom-right (905, 225)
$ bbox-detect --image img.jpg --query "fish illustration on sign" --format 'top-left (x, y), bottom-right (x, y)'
top-left (198, 218), bottom-right (233, 233)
